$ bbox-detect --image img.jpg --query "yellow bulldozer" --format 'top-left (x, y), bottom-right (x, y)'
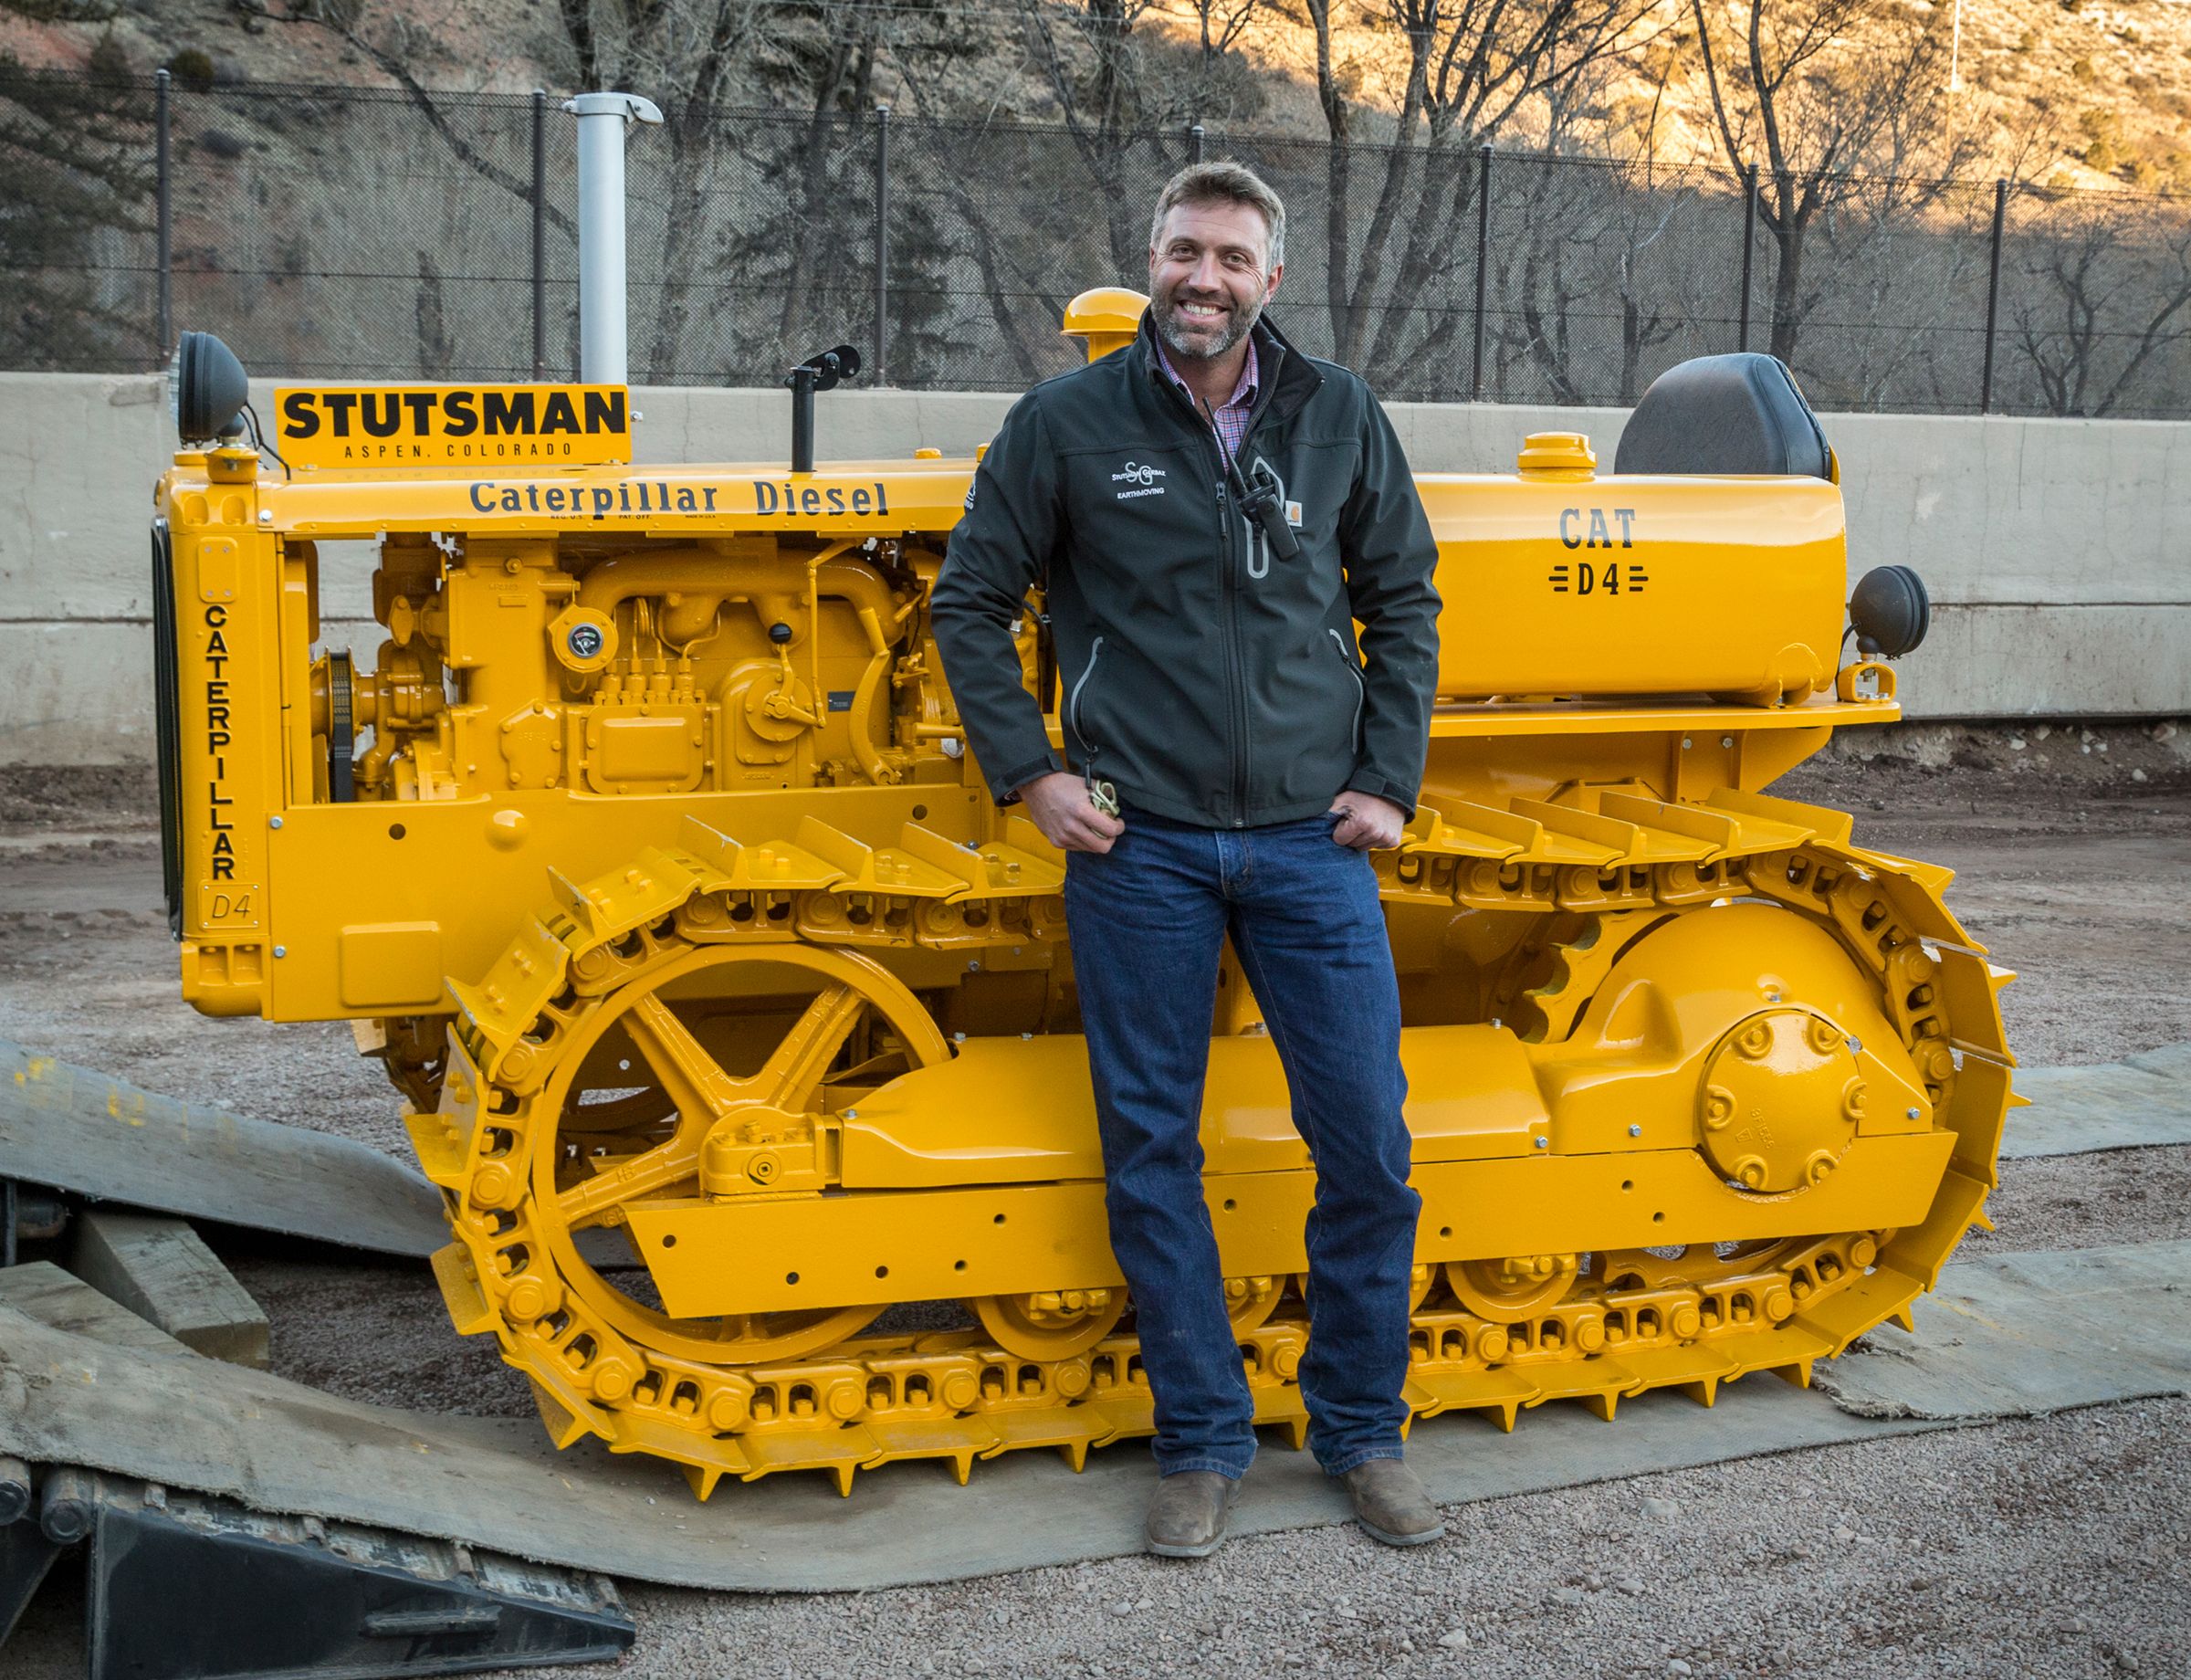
top-left (150, 305), bottom-right (2010, 1498)
top-left (150, 113), bottom-right (2010, 1496)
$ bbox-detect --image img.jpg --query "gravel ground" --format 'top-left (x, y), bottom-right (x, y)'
top-left (12, 1397), bottom-right (2186, 1679)
top-left (3, 723), bottom-right (2188, 1677)
top-left (600, 1398), bottom-right (2191, 1680)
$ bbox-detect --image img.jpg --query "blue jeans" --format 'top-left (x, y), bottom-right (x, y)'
top-left (1064, 807), bottom-right (1420, 1479)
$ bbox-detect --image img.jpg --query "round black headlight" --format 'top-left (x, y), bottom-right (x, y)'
top-left (168, 331), bottom-right (250, 444)
top-left (1849, 564), bottom-right (1931, 658)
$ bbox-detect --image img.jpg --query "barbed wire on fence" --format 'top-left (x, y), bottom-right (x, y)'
top-left (2, 65), bottom-right (2187, 418)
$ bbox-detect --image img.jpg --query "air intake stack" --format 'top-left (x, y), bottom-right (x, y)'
top-left (562, 91), bottom-right (663, 384)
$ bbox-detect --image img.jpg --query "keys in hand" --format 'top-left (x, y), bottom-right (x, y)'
top-left (1017, 771), bottom-right (1125, 854)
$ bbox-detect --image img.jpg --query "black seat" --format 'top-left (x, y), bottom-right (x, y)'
top-left (1613, 353), bottom-right (1831, 479)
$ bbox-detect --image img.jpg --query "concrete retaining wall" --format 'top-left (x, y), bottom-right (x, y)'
top-left (2, 373), bottom-right (2184, 764)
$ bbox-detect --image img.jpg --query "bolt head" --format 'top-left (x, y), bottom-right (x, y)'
top-left (272, 945), bottom-right (286, 958)
top-left (268, 814), bottom-right (284, 829)
top-left (1628, 1123), bottom-right (1642, 1138)
top-left (1534, 1135), bottom-right (1550, 1150)
top-left (1721, 736), bottom-right (1734, 749)
top-left (1906, 1106), bottom-right (1922, 1120)
top-left (707, 1388), bottom-right (749, 1431)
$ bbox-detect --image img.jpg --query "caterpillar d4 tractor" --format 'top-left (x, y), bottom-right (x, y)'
top-left (152, 124), bottom-right (2010, 1495)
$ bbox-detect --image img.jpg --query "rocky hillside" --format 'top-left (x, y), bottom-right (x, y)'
top-left (5, 0), bottom-right (2186, 190)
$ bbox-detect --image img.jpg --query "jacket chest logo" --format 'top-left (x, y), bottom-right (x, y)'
top-left (1111, 460), bottom-right (1168, 500)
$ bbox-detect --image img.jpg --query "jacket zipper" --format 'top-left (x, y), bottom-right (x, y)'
top-left (1224, 360), bottom-right (1285, 824)
top-left (1330, 628), bottom-right (1367, 753)
top-left (1154, 348), bottom-right (1286, 829)
top-left (1065, 635), bottom-right (1106, 759)
top-left (1060, 639), bottom-right (1104, 797)
top-left (1216, 463), bottom-right (1248, 826)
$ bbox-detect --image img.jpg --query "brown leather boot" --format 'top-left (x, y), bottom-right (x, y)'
top-left (1342, 1458), bottom-right (1444, 1546)
top-left (1145, 1470), bottom-right (1239, 1559)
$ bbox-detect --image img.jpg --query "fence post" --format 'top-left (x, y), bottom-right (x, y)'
top-left (1980, 176), bottom-right (2007, 415)
top-left (874, 103), bottom-right (891, 387)
top-left (1737, 161), bottom-right (1757, 353)
top-left (154, 68), bottom-right (172, 361)
top-left (1187, 122), bottom-right (1204, 164)
top-left (1470, 143), bottom-right (1493, 401)
top-left (530, 89), bottom-right (547, 379)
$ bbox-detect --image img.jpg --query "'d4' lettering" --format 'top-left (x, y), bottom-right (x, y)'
top-left (1546, 560), bottom-right (1651, 596)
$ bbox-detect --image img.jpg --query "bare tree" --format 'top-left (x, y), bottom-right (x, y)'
top-left (245, 0), bottom-right (581, 234)
top-left (0, 13), bottom-right (153, 370)
top-left (1687, 0), bottom-right (1980, 366)
top-left (1014, 0), bottom-right (1170, 278)
top-left (1301, 0), bottom-right (1654, 377)
top-left (2008, 194), bottom-right (2191, 417)
top-left (255, 0), bottom-right (913, 379)
top-left (765, 1), bottom-right (885, 350)
top-left (1500, 52), bottom-right (1690, 404)
top-left (1182, 0), bottom-right (1270, 124)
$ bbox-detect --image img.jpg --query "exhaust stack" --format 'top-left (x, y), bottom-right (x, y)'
top-left (562, 91), bottom-right (662, 384)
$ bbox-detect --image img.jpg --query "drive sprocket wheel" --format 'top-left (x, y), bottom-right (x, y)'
top-left (523, 940), bottom-right (950, 1368)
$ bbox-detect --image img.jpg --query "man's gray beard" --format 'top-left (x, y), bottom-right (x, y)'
top-left (1156, 292), bottom-right (1261, 360)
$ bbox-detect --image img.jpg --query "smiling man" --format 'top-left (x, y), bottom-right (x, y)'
top-left (930, 162), bottom-right (1442, 1557)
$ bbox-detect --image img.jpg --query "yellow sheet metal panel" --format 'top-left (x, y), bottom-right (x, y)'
top-left (840, 1025), bottom-right (1549, 1188)
top-left (623, 1133), bottom-right (1954, 1318)
top-left (165, 458), bottom-right (286, 1017)
top-left (337, 923), bottom-right (446, 1011)
top-left (1415, 471), bottom-right (1847, 705)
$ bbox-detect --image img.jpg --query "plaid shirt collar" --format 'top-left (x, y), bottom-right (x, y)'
top-left (1154, 331), bottom-right (1260, 460)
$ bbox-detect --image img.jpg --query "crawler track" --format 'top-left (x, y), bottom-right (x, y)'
top-left (409, 789), bottom-right (2014, 1496)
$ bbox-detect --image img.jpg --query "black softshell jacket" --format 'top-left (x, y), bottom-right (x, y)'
top-left (930, 311), bottom-right (1441, 828)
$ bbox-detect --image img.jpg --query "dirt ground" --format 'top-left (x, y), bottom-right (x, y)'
top-left (2, 719), bottom-right (2188, 1678)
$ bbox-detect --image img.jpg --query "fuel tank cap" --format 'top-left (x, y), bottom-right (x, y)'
top-left (1517, 432), bottom-right (1597, 481)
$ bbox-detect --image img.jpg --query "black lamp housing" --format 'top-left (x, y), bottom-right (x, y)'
top-left (168, 331), bottom-right (250, 445)
top-left (784, 342), bottom-right (862, 474)
top-left (1849, 564), bottom-right (1931, 658)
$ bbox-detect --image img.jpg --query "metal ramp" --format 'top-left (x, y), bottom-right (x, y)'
top-left (0, 1267), bottom-right (634, 1680)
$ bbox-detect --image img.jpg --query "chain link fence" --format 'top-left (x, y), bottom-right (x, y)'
top-left (5, 66), bottom-right (2189, 417)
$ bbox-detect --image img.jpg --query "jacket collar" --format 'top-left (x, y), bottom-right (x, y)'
top-left (1131, 306), bottom-right (1324, 425)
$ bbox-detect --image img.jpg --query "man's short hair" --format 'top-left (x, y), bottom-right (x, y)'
top-left (1149, 161), bottom-right (1286, 271)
